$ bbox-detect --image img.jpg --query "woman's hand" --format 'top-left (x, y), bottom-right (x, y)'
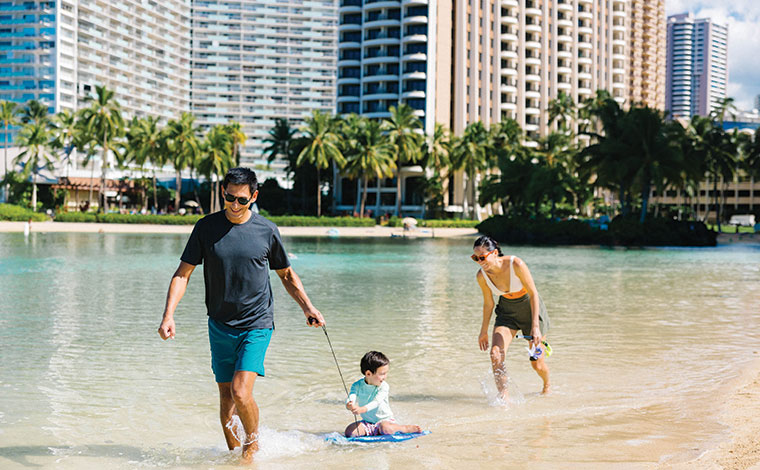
top-left (478, 330), bottom-right (489, 351)
top-left (530, 326), bottom-right (542, 348)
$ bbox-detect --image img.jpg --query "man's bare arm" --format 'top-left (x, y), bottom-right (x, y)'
top-left (275, 266), bottom-right (325, 327)
top-left (158, 261), bottom-right (196, 340)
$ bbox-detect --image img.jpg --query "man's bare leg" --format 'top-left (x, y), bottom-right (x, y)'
top-left (490, 327), bottom-right (515, 401)
top-left (531, 353), bottom-right (550, 394)
top-left (377, 421), bottom-right (422, 435)
top-left (217, 382), bottom-right (240, 450)
top-left (230, 371), bottom-right (259, 464)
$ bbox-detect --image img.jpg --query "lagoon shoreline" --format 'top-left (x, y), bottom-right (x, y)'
top-left (0, 220), bottom-right (480, 238)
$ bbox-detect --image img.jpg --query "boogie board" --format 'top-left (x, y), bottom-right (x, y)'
top-left (326, 430), bottom-right (430, 444)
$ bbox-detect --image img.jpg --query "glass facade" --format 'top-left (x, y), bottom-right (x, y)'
top-left (0, 0), bottom-right (57, 140)
top-left (191, 0), bottom-right (337, 167)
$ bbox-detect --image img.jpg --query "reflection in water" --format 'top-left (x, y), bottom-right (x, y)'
top-left (0, 233), bottom-right (759, 469)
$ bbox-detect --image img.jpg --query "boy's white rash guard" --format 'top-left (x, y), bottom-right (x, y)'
top-left (347, 378), bottom-right (394, 423)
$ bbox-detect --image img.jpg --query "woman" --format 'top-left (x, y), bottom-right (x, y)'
top-left (473, 235), bottom-right (550, 400)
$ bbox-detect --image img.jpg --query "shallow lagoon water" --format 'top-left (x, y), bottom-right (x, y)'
top-left (1, 232), bottom-right (759, 469)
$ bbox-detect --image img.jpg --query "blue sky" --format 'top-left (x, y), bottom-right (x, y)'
top-left (666, 0), bottom-right (760, 111)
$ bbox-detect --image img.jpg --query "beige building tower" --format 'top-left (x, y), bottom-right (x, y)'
top-left (453, 0), bottom-right (629, 140)
top-left (628, 0), bottom-right (666, 109)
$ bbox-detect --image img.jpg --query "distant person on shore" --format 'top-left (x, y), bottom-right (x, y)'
top-left (472, 235), bottom-right (551, 401)
top-left (157, 167), bottom-right (325, 463)
top-left (344, 351), bottom-right (422, 437)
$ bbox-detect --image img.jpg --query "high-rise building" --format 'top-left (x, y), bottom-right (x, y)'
top-left (191, 0), bottom-right (338, 168)
top-left (0, 0), bottom-right (191, 163)
top-left (334, 0), bottom-right (450, 214)
top-left (666, 13), bottom-right (728, 119)
top-left (335, 0), bottom-right (656, 216)
top-left (628, 0), bottom-right (666, 109)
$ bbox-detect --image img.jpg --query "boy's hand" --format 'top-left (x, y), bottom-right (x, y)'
top-left (346, 402), bottom-right (362, 415)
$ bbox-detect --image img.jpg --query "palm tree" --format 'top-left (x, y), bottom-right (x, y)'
top-left (710, 97), bottom-right (737, 125)
top-left (225, 121), bottom-right (246, 166)
top-left (20, 99), bottom-right (49, 126)
top-left (1, 101), bottom-right (19, 202)
top-left (123, 116), bottom-right (166, 211)
top-left (14, 121), bottom-right (56, 210)
top-left (383, 104), bottom-right (423, 216)
top-left (165, 112), bottom-right (201, 213)
top-left (453, 121), bottom-right (489, 220)
top-left (199, 125), bottom-right (233, 213)
top-left (422, 123), bottom-right (452, 214)
top-left (50, 110), bottom-right (78, 178)
top-left (547, 91), bottom-right (576, 132)
top-left (263, 118), bottom-right (296, 165)
top-left (687, 116), bottom-right (737, 230)
top-left (535, 131), bottom-right (576, 219)
top-left (296, 110), bottom-right (345, 216)
top-left (621, 107), bottom-right (684, 223)
top-left (342, 117), bottom-right (395, 217)
top-left (78, 85), bottom-right (124, 213)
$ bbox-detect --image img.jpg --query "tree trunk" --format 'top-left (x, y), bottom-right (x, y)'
top-left (3, 126), bottom-right (8, 202)
top-left (714, 177), bottom-right (721, 232)
top-left (100, 147), bottom-right (109, 213)
top-left (174, 170), bottom-right (182, 213)
top-left (31, 172), bottom-right (38, 211)
top-left (152, 172), bottom-right (158, 211)
top-left (395, 167), bottom-right (402, 216)
top-left (88, 158), bottom-right (95, 208)
top-left (316, 166), bottom-right (321, 217)
top-left (360, 176), bottom-right (368, 218)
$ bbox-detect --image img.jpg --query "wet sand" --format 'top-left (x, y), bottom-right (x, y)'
top-left (0, 220), bottom-right (479, 238)
top-left (659, 359), bottom-right (760, 470)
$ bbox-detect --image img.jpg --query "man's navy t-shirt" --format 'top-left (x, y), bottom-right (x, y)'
top-left (180, 211), bottom-right (290, 330)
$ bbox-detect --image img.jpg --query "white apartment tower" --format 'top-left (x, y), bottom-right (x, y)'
top-left (666, 13), bottom-right (728, 119)
top-left (0, 0), bottom-right (191, 146)
top-left (191, 0), bottom-right (338, 166)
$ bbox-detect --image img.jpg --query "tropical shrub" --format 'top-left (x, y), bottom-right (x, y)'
top-left (0, 203), bottom-right (48, 221)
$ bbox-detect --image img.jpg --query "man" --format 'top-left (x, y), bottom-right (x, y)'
top-left (157, 167), bottom-right (324, 463)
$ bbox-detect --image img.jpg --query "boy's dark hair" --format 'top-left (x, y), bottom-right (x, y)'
top-left (222, 167), bottom-right (258, 195)
top-left (360, 351), bottom-right (389, 375)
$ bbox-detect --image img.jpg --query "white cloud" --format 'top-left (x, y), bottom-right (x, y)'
top-left (665, 1), bottom-right (760, 111)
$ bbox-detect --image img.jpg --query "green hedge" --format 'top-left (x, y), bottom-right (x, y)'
top-left (53, 212), bottom-right (376, 227)
top-left (386, 216), bottom-right (480, 228)
top-left (476, 215), bottom-right (717, 247)
top-left (268, 216), bottom-right (375, 227)
top-left (0, 203), bottom-right (49, 222)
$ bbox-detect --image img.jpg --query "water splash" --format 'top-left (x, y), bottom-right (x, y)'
top-left (479, 370), bottom-right (525, 407)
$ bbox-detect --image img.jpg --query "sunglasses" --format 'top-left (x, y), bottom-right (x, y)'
top-left (471, 250), bottom-right (496, 262)
top-left (223, 191), bottom-right (252, 205)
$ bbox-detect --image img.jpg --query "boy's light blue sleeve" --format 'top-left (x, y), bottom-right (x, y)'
top-left (363, 382), bottom-right (389, 412)
top-left (347, 380), bottom-right (358, 404)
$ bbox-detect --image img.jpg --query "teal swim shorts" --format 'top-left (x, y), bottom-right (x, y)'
top-left (208, 318), bottom-right (273, 383)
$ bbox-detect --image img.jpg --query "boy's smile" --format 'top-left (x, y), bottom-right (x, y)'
top-left (364, 364), bottom-right (389, 386)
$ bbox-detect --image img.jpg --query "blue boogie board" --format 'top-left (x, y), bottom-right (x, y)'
top-left (326, 430), bottom-right (430, 444)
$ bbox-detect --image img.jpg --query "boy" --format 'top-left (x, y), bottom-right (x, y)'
top-left (344, 351), bottom-right (422, 437)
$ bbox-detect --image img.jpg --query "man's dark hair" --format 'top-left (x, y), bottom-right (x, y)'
top-left (360, 351), bottom-right (389, 375)
top-left (222, 167), bottom-right (258, 195)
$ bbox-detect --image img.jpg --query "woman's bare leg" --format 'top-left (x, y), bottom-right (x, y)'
top-left (491, 327), bottom-right (517, 401)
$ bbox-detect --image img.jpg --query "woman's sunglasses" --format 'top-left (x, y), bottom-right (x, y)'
top-left (471, 250), bottom-right (495, 262)
top-left (223, 192), bottom-right (252, 205)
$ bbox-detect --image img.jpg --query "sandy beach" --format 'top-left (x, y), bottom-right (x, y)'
top-left (659, 358), bottom-right (760, 470)
top-left (0, 220), bottom-right (479, 238)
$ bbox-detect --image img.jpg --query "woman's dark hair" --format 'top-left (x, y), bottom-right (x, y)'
top-left (360, 351), bottom-right (389, 375)
top-left (473, 235), bottom-right (503, 256)
top-left (222, 167), bottom-right (258, 195)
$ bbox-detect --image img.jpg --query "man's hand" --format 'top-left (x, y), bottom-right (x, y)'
top-left (478, 330), bottom-right (489, 351)
top-left (305, 308), bottom-right (325, 327)
top-left (158, 317), bottom-right (175, 340)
